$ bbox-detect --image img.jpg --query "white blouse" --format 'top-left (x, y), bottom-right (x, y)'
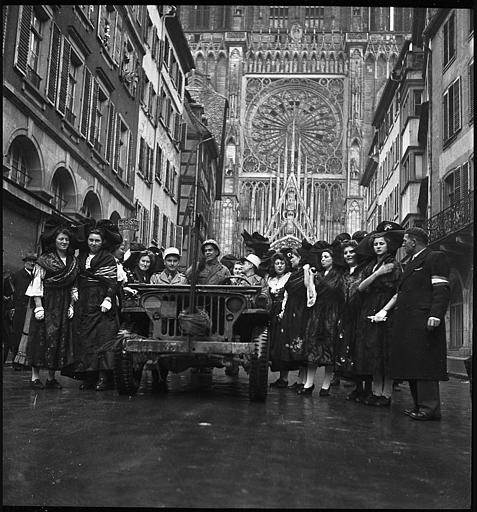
top-left (267, 272), bottom-right (291, 295)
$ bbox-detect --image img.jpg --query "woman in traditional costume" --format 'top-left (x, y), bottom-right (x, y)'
top-left (25, 226), bottom-right (79, 389)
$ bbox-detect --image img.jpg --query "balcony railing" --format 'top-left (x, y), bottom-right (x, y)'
top-left (9, 166), bottom-right (31, 188)
top-left (425, 191), bottom-right (474, 244)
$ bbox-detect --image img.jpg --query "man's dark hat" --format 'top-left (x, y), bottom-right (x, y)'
top-left (22, 251), bottom-right (38, 262)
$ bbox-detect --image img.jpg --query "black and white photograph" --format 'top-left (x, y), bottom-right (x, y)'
top-left (2, 4), bottom-right (473, 509)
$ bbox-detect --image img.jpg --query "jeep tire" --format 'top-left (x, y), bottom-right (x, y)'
top-left (114, 349), bottom-right (143, 396)
top-left (248, 325), bottom-right (269, 402)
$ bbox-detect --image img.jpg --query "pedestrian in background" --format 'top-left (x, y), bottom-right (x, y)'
top-left (389, 227), bottom-right (450, 421)
top-left (25, 226), bottom-right (79, 389)
top-left (355, 223), bottom-right (403, 407)
top-left (150, 247), bottom-right (187, 284)
top-left (268, 252), bottom-right (292, 388)
top-left (3, 252), bottom-right (37, 368)
top-left (301, 248), bottom-right (344, 396)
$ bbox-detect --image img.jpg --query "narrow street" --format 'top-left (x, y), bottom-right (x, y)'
top-left (3, 366), bottom-right (472, 509)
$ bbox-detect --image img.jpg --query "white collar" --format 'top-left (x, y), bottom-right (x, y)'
top-left (412, 248), bottom-right (426, 260)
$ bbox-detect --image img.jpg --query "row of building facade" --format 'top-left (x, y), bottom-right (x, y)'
top-left (2, 6), bottom-right (473, 363)
top-left (3, 4), bottom-right (223, 273)
top-left (360, 8), bottom-right (473, 364)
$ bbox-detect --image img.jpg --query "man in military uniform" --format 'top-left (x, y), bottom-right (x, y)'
top-left (186, 239), bottom-right (230, 285)
top-left (151, 247), bottom-right (187, 284)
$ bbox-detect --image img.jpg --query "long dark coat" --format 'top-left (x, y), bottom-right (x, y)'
top-left (354, 256), bottom-right (401, 376)
top-left (390, 248), bottom-right (450, 381)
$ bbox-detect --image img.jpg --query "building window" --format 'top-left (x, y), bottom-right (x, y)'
top-left (443, 78), bottom-right (461, 144)
top-left (469, 60), bottom-right (474, 123)
top-left (78, 5), bottom-right (95, 27)
top-left (442, 165), bottom-right (470, 208)
top-left (448, 280), bottom-right (463, 349)
top-left (161, 214), bottom-right (169, 248)
top-left (15, 6), bottom-right (50, 88)
top-left (65, 49), bottom-right (83, 126)
top-left (413, 90), bottom-right (423, 116)
top-left (443, 12), bottom-right (455, 68)
top-left (152, 205), bottom-right (161, 244)
top-left (91, 84), bottom-right (108, 153)
top-left (8, 145), bottom-right (29, 187)
top-left (155, 144), bottom-right (163, 182)
top-left (305, 6), bottom-right (324, 30)
top-left (270, 6), bottom-right (289, 29)
top-left (216, 6), bottom-right (230, 30)
top-left (194, 5), bottom-right (210, 29)
top-left (114, 117), bottom-right (131, 182)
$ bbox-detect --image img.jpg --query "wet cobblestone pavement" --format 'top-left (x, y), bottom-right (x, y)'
top-left (3, 365), bottom-right (472, 508)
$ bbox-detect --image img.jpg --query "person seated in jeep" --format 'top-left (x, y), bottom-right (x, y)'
top-left (241, 254), bottom-right (272, 309)
top-left (186, 240), bottom-right (230, 285)
top-left (150, 247), bottom-right (187, 284)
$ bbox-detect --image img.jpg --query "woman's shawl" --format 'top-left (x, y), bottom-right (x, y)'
top-left (36, 252), bottom-right (78, 288)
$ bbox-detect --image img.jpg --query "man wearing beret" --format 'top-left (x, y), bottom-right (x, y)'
top-left (3, 252), bottom-right (37, 368)
top-left (387, 227), bottom-right (450, 421)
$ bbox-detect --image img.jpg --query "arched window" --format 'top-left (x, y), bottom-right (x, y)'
top-left (51, 167), bottom-right (76, 212)
top-left (81, 190), bottom-right (102, 219)
top-left (110, 211), bottom-right (121, 226)
top-left (7, 135), bottom-right (41, 188)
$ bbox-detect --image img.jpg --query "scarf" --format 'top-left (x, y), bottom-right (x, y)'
top-left (36, 252), bottom-right (78, 288)
top-left (79, 249), bottom-right (117, 288)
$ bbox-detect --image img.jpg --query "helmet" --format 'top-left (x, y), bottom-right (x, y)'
top-left (201, 239), bottom-right (221, 255)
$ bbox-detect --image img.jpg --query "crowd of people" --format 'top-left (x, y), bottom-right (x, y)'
top-left (3, 219), bottom-right (450, 421)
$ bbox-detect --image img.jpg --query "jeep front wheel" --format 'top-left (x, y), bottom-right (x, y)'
top-left (248, 326), bottom-right (269, 402)
top-left (114, 349), bottom-right (143, 396)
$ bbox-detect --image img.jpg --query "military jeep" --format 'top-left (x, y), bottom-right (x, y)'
top-left (114, 283), bottom-right (270, 401)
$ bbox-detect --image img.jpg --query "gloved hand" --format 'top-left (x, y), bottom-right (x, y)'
top-left (71, 288), bottom-right (79, 302)
top-left (67, 305), bottom-right (74, 319)
top-left (34, 306), bottom-right (45, 321)
top-left (373, 309), bottom-right (388, 322)
top-left (100, 298), bottom-right (112, 313)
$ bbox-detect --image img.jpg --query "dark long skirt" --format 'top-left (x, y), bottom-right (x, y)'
top-left (65, 282), bottom-right (119, 377)
top-left (27, 286), bottom-right (73, 370)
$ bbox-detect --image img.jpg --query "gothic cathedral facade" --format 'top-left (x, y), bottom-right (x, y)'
top-left (178, 6), bottom-right (412, 254)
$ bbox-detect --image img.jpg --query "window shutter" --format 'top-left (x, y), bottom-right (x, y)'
top-left (174, 113), bottom-right (181, 141)
top-left (3, 5), bottom-right (8, 53)
top-left (443, 20), bottom-right (449, 65)
top-left (114, 13), bottom-right (123, 64)
top-left (89, 79), bottom-right (99, 144)
top-left (15, 5), bottom-right (32, 75)
top-left (80, 68), bottom-right (92, 136)
top-left (449, 14), bottom-right (455, 60)
top-left (443, 91), bottom-right (449, 142)
top-left (169, 221), bottom-right (175, 247)
top-left (138, 137), bottom-right (144, 174)
top-left (105, 101), bottom-right (115, 162)
top-left (453, 79), bottom-right (461, 132)
top-left (127, 131), bottom-right (134, 183)
top-left (153, 205), bottom-right (160, 241)
top-left (148, 145), bottom-right (154, 182)
top-left (155, 144), bottom-right (162, 180)
top-left (461, 163), bottom-right (469, 197)
top-left (114, 115), bottom-right (121, 173)
top-left (46, 23), bottom-right (61, 103)
top-left (454, 167), bottom-right (462, 203)
top-left (58, 38), bottom-right (71, 115)
top-left (175, 226), bottom-right (183, 253)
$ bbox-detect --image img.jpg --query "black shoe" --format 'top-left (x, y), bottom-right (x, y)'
top-left (319, 387), bottom-right (330, 397)
top-left (363, 394), bottom-right (381, 406)
top-left (288, 381), bottom-right (304, 391)
top-left (80, 380), bottom-right (96, 390)
top-left (330, 376), bottom-right (340, 387)
top-left (270, 378), bottom-right (288, 389)
top-left (346, 389), bottom-right (362, 401)
top-left (375, 396), bottom-right (391, 407)
top-left (403, 407), bottom-right (419, 417)
top-left (30, 379), bottom-right (44, 390)
top-left (297, 384), bottom-right (315, 395)
top-left (409, 410), bottom-right (441, 421)
top-left (45, 378), bottom-right (62, 390)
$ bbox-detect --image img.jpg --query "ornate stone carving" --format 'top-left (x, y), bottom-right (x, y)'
top-left (244, 77), bottom-right (344, 174)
